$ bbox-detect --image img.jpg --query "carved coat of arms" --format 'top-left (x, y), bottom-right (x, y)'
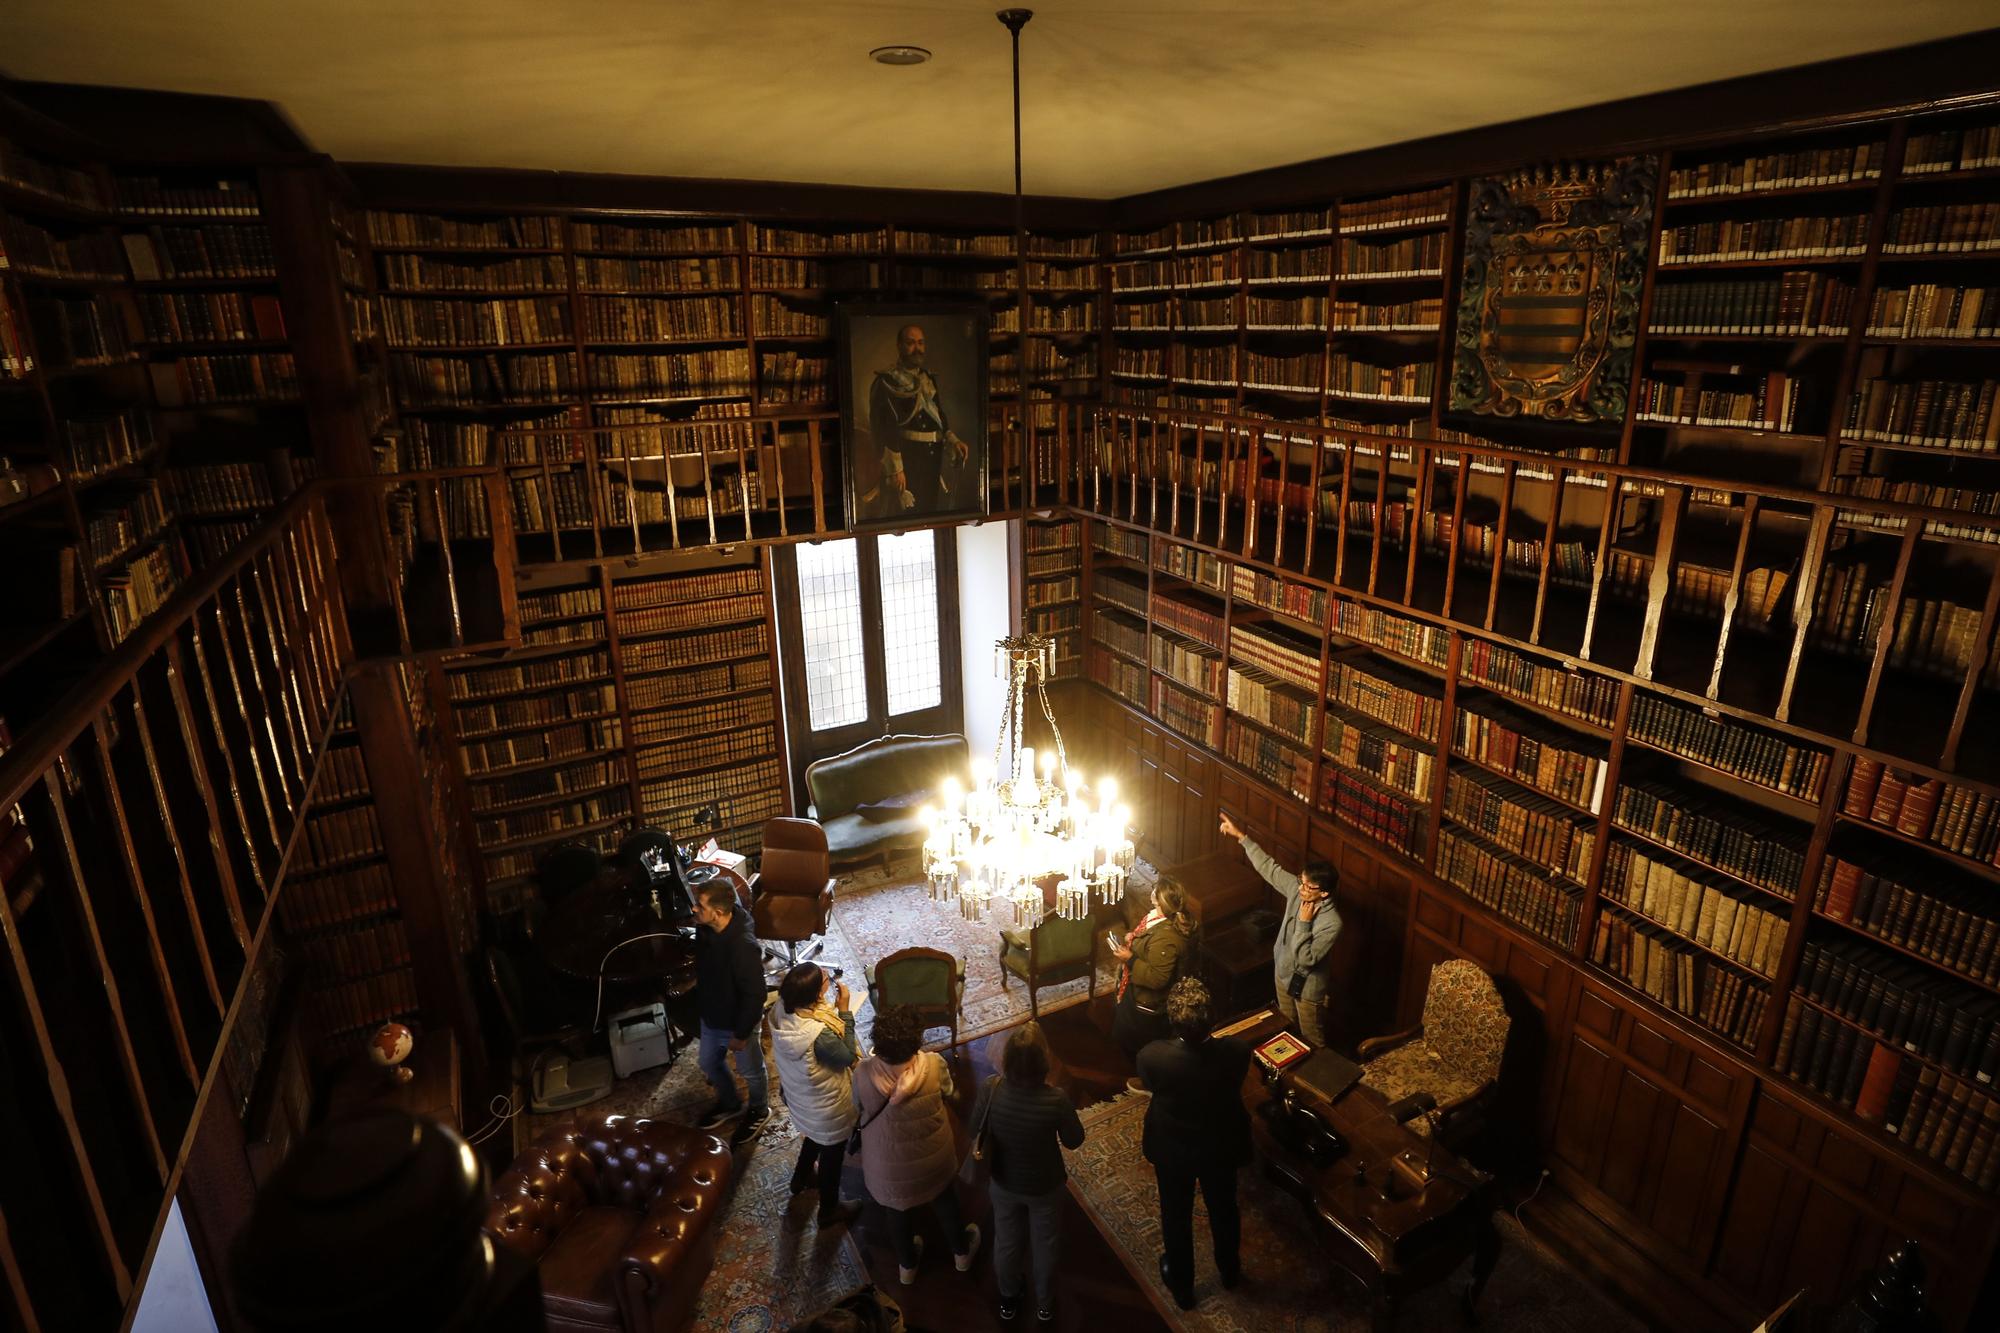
top-left (1448, 157), bottom-right (1656, 424)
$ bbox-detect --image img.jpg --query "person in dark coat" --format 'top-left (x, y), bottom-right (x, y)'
top-left (692, 878), bottom-right (770, 1141)
top-left (1135, 977), bottom-right (1252, 1310)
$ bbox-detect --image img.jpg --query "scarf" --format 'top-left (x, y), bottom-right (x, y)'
top-left (1117, 907), bottom-right (1165, 1002)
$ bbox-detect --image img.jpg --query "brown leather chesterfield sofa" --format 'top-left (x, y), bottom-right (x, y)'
top-left (484, 1114), bottom-right (736, 1333)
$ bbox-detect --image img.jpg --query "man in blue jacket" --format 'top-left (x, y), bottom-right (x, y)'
top-left (692, 878), bottom-right (771, 1143)
top-left (1218, 811), bottom-right (1342, 1047)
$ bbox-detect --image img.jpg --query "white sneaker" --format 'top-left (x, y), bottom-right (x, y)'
top-left (899, 1234), bottom-right (925, 1286)
top-left (955, 1222), bottom-right (983, 1272)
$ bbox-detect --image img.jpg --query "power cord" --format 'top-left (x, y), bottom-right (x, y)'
top-left (1509, 1166), bottom-right (1553, 1258)
top-left (592, 930), bottom-right (696, 1031)
top-left (463, 1093), bottom-right (521, 1147)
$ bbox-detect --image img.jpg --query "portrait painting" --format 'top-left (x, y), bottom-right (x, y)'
top-left (836, 300), bottom-right (989, 531)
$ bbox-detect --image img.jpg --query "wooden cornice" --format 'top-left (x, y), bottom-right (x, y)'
top-left (341, 162), bottom-right (1111, 230)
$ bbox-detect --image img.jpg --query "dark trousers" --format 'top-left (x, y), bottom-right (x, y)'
top-left (885, 1184), bottom-right (969, 1269)
top-left (790, 1136), bottom-right (849, 1221)
top-left (1113, 992), bottom-right (1169, 1062)
top-left (1154, 1156), bottom-right (1241, 1295)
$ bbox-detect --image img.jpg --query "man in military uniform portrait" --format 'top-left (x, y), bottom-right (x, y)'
top-left (841, 307), bottom-right (986, 526)
top-left (864, 322), bottom-right (970, 518)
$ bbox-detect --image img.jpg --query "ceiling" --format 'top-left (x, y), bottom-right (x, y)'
top-left (1, 2), bottom-right (1993, 200)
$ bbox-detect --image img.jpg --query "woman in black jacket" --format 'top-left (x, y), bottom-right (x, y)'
top-left (971, 1022), bottom-right (1084, 1323)
top-left (1109, 880), bottom-right (1199, 1077)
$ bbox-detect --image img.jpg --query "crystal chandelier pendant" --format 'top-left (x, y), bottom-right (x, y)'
top-left (919, 632), bottom-right (1134, 929)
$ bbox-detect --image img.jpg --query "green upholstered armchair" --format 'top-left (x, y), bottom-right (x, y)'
top-left (998, 913), bottom-right (1100, 1018)
top-left (866, 946), bottom-right (967, 1049)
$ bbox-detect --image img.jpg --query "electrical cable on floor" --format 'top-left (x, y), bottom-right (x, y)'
top-left (1511, 1168), bottom-right (1551, 1251)
top-left (464, 1093), bottom-right (521, 1147)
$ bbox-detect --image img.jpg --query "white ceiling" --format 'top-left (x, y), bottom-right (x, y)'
top-left (1, 2), bottom-right (1992, 199)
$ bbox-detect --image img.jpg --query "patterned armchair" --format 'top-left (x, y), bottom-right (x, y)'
top-left (867, 946), bottom-right (967, 1048)
top-left (998, 912), bottom-right (1099, 1019)
top-left (1356, 959), bottom-right (1509, 1145)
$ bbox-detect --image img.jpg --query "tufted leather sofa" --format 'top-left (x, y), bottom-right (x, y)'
top-left (483, 1114), bottom-right (736, 1333)
top-left (804, 733), bottom-right (969, 866)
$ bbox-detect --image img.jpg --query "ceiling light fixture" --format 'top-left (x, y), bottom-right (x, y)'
top-left (869, 45), bottom-right (932, 66)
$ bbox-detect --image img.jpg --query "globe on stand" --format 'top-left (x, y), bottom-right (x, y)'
top-left (368, 1021), bottom-right (415, 1084)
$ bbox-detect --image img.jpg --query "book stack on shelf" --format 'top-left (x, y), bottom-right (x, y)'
top-left (611, 556), bottom-right (785, 857)
top-left (444, 617), bottom-right (630, 885)
top-left (1147, 545), bottom-right (1227, 747)
top-left (1833, 111), bottom-right (2000, 544)
top-left (1225, 613), bottom-right (1322, 800)
top-left (1024, 514), bottom-right (1081, 677)
top-left (1321, 648), bottom-right (1442, 856)
top-left (1631, 129), bottom-right (1888, 481)
top-left (1024, 229), bottom-right (1102, 464)
top-left (120, 169), bottom-right (309, 573)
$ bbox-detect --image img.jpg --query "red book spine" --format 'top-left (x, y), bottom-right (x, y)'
top-left (1845, 757), bottom-right (1884, 817)
top-left (1871, 770), bottom-right (1910, 826)
top-left (1896, 778), bottom-right (1945, 840)
top-left (1854, 1043), bottom-right (1903, 1122)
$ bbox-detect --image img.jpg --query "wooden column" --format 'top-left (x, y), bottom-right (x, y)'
top-left (345, 665), bottom-right (487, 1093)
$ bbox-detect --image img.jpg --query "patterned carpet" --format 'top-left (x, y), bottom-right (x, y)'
top-left (824, 862), bottom-right (1137, 1048)
top-left (510, 862), bottom-right (1146, 1330)
top-left (1064, 1092), bottom-right (1646, 1333)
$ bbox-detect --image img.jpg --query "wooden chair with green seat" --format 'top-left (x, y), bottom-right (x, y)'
top-left (998, 912), bottom-right (1101, 1018)
top-left (866, 946), bottom-right (967, 1049)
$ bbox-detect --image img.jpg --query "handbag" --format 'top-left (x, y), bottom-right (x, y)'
top-left (958, 1075), bottom-right (1002, 1186)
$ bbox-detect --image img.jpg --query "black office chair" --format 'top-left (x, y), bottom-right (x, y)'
top-left (484, 945), bottom-right (590, 1078)
top-left (537, 840), bottom-right (601, 906)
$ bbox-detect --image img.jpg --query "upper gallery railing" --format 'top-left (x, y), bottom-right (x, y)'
top-left (1069, 401), bottom-right (2000, 782)
top-left (0, 492), bottom-right (347, 1332)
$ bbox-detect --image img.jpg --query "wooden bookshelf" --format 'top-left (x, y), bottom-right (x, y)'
top-left (433, 545), bottom-right (789, 912)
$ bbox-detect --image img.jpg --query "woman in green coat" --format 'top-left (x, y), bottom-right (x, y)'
top-left (1109, 881), bottom-right (1198, 1072)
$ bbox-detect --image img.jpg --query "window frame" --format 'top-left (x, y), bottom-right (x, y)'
top-left (773, 527), bottom-right (963, 811)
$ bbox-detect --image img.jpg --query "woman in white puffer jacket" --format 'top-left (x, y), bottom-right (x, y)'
top-left (769, 962), bottom-right (862, 1228)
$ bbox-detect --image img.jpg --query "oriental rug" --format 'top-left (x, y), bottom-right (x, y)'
top-left (510, 860), bottom-right (1150, 1330)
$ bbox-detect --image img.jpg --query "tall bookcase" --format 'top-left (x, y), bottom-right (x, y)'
top-left (117, 166), bottom-right (310, 578)
top-left (1, 123), bottom-right (123, 726)
top-left (1023, 512), bottom-right (1081, 678)
top-left (439, 546), bottom-right (788, 912)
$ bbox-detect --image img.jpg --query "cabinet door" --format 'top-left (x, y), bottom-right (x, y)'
top-left (1552, 1032), bottom-right (1619, 1178)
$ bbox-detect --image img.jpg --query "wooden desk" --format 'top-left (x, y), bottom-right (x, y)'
top-left (1229, 1010), bottom-right (1498, 1330)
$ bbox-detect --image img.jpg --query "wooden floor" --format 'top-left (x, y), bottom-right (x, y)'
top-left (839, 993), bottom-right (1174, 1332)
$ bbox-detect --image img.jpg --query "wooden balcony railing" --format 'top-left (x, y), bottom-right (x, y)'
top-left (356, 404), bottom-right (1066, 569)
top-left (0, 492), bottom-right (348, 1333)
top-left (1068, 401), bottom-right (2000, 785)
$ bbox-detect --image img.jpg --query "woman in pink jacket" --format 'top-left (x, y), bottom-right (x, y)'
top-left (853, 1004), bottom-right (981, 1285)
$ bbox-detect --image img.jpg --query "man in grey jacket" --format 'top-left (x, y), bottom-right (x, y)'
top-left (1218, 812), bottom-right (1342, 1046)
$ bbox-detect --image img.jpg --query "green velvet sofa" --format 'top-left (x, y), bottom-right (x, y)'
top-left (803, 733), bottom-right (970, 867)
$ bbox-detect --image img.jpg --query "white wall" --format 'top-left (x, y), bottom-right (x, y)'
top-left (957, 519), bottom-right (1014, 763)
top-left (130, 1199), bottom-right (220, 1333)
